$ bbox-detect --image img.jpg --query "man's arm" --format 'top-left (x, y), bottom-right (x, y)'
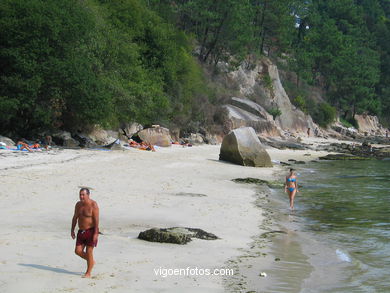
top-left (71, 203), bottom-right (79, 239)
top-left (92, 202), bottom-right (99, 243)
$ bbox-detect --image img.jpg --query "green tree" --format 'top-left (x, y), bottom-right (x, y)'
top-left (291, 0), bottom-right (380, 120)
top-left (0, 0), bottom-right (111, 136)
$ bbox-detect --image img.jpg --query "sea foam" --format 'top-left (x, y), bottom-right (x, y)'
top-left (336, 249), bottom-right (351, 262)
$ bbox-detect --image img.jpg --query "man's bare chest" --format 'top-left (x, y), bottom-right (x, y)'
top-left (78, 205), bottom-right (93, 218)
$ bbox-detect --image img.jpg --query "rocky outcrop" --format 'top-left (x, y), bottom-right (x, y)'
top-left (225, 58), bottom-right (318, 134)
top-left (138, 126), bottom-right (172, 147)
top-left (319, 154), bottom-right (370, 160)
top-left (73, 133), bottom-right (97, 148)
top-left (259, 137), bottom-right (307, 150)
top-left (355, 114), bottom-right (387, 136)
top-left (222, 97), bottom-right (281, 137)
top-left (184, 133), bottom-right (204, 145)
top-left (52, 131), bottom-right (79, 147)
top-left (316, 142), bottom-right (390, 159)
top-left (376, 147), bottom-right (390, 158)
top-left (0, 135), bottom-right (15, 146)
top-left (230, 97), bottom-right (273, 120)
top-left (259, 59), bottom-right (317, 132)
top-left (204, 133), bottom-right (221, 145)
top-left (331, 124), bottom-right (359, 139)
top-left (138, 227), bottom-right (218, 245)
top-left (219, 127), bottom-right (272, 167)
top-left (87, 125), bottom-right (117, 145)
top-left (121, 122), bottom-right (143, 139)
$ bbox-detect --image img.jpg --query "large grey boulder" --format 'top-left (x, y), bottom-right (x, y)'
top-left (87, 125), bottom-right (117, 145)
top-left (73, 133), bottom-right (97, 148)
top-left (0, 135), bottom-right (15, 146)
top-left (52, 131), bottom-right (79, 147)
top-left (184, 133), bottom-right (204, 145)
top-left (219, 127), bottom-right (273, 167)
top-left (138, 127), bottom-right (172, 147)
top-left (121, 122), bottom-right (143, 139)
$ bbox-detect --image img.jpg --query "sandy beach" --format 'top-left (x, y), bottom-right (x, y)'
top-left (0, 143), bottom-right (332, 293)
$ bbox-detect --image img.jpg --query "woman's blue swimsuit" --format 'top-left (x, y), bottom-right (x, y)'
top-left (287, 178), bottom-right (296, 192)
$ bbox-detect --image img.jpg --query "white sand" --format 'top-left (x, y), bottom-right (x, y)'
top-left (0, 144), bottom-right (327, 293)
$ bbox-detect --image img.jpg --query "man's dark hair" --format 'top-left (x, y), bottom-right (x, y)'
top-left (80, 188), bottom-right (90, 195)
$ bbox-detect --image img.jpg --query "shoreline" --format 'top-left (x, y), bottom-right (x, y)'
top-left (222, 145), bottom-right (338, 293)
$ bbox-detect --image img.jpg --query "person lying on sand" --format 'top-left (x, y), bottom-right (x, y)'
top-left (128, 139), bottom-right (156, 151)
top-left (139, 141), bottom-right (155, 151)
top-left (16, 141), bottom-right (33, 152)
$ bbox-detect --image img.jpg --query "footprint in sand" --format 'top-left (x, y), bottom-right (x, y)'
top-left (91, 273), bottom-right (105, 280)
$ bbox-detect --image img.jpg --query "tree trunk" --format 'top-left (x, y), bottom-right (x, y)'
top-left (259, 0), bottom-right (268, 54)
top-left (203, 12), bottom-right (227, 62)
top-left (199, 25), bottom-right (210, 61)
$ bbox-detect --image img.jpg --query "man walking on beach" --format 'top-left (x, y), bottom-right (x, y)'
top-left (71, 188), bottom-right (99, 278)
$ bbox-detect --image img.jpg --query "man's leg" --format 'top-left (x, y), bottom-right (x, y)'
top-left (83, 245), bottom-right (95, 278)
top-left (75, 244), bottom-right (87, 260)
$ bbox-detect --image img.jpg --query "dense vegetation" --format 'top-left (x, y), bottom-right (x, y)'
top-left (0, 0), bottom-right (207, 137)
top-left (1, 0), bottom-right (389, 137)
top-left (151, 0), bottom-right (389, 127)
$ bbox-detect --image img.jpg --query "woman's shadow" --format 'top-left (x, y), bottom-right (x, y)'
top-left (19, 263), bottom-right (81, 276)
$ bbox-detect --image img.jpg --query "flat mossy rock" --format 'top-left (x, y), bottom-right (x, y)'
top-left (233, 178), bottom-right (284, 188)
top-left (376, 147), bottom-right (390, 158)
top-left (319, 154), bottom-right (371, 160)
top-left (138, 227), bottom-right (218, 245)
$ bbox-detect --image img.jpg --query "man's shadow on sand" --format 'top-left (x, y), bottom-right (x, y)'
top-left (19, 263), bottom-right (81, 276)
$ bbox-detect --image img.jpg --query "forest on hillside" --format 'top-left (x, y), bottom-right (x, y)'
top-left (1, 0), bottom-right (389, 137)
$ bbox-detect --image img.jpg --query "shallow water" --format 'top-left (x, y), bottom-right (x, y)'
top-left (286, 159), bottom-right (390, 292)
top-left (227, 159), bottom-right (389, 293)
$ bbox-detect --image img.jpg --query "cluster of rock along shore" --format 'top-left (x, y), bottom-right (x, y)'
top-left (1, 121), bottom-right (389, 163)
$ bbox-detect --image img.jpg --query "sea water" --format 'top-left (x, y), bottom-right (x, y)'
top-left (267, 159), bottom-right (390, 292)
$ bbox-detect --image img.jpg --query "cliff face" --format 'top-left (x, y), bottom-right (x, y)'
top-left (219, 57), bottom-right (317, 135)
top-left (355, 114), bottom-right (387, 136)
top-left (209, 57), bottom-right (388, 139)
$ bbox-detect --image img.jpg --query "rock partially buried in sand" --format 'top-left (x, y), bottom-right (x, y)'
top-left (219, 127), bottom-right (272, 167)
top-left (138, 227), bottom-right (219, 245)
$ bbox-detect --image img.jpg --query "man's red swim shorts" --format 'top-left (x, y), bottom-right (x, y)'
top-left (76, 227), bottom-right (97, 247)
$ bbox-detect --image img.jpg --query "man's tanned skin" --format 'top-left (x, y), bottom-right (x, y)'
top-left (71, 188), bottom-right (99, 278)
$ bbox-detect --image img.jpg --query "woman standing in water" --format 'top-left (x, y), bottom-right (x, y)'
top-left (285, 168), bottom-right (299, 210)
